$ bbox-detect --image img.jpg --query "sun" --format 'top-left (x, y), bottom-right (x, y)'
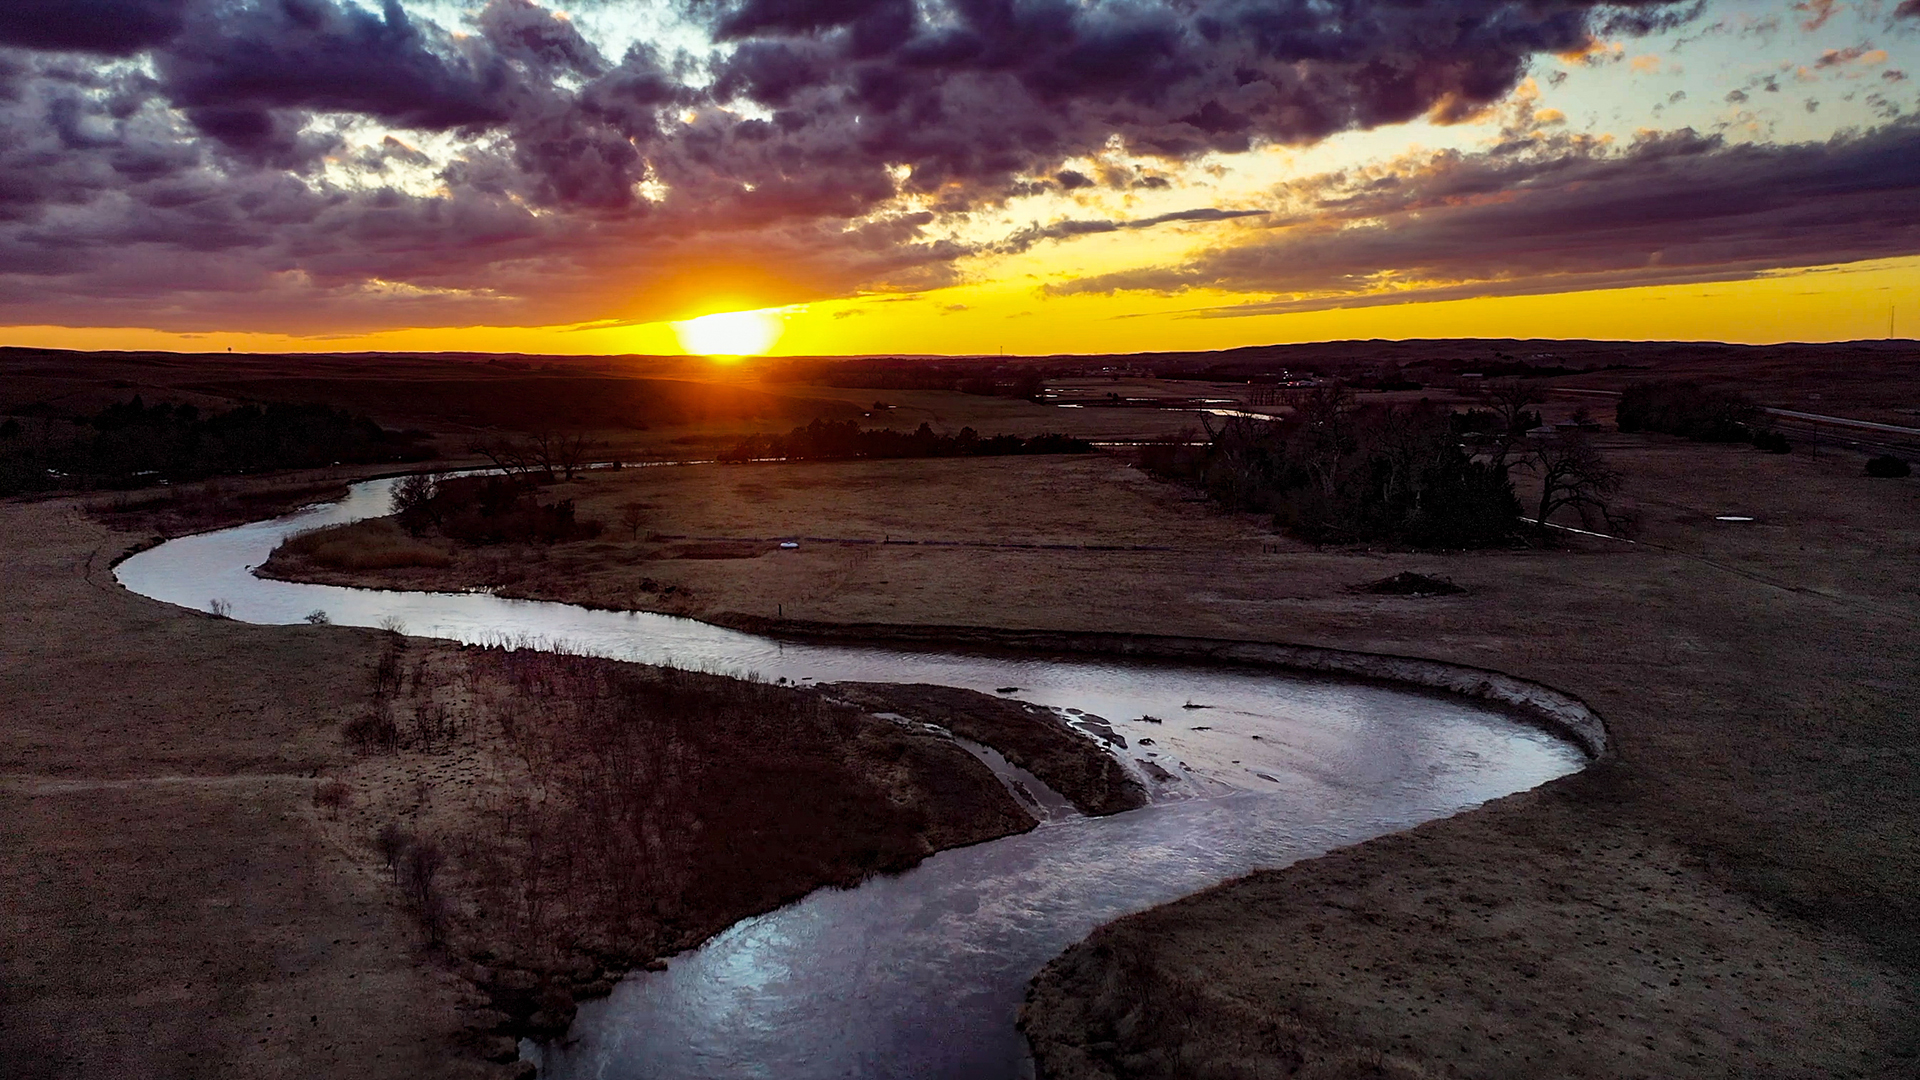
top-left (672, 308), bottom-right (784, 357)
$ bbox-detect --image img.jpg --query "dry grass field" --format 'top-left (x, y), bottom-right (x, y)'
top-left (5, 343), bottom-right (1919, 1079)
top-left (265, 419), bottom-right (1920, 1077)
top-left (0, 497), bottom-right (499, 1080)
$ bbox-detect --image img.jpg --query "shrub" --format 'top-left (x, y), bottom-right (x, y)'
top-left (1750, 430), bottom-right (1792, 454)
top-left (375, 822), bottom-right (411, 878)
top-left (404, 475), bottom-right (603, 544)
top-left (1866, 454), bottom-right (1912, 478)
top-left (397, 835), bottom-right (449, 945)
top-left (390, 471), bottom-right (440, 533)
top-left (313, 778), bottom-right (351, 819)
top-left (344, 709), bottom-right (399, 752)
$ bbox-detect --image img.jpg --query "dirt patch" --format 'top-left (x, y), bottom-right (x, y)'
top-left (826, 683), bottom-right (1148, 816)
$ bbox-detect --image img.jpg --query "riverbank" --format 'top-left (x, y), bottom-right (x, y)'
top-left (265, 442), bottom-right (1919, 1075)
top-left (313, 642), bottom-right (1041, 1057)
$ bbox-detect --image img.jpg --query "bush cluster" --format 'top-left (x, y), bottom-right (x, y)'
top-left (394, 474), bottom-right (602, 544)
top-left (277, 518), bottom-right (454, 571)
top-left (720, 418), bottom-right (1093, 463)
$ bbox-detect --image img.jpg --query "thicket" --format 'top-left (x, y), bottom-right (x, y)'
top-left (392, 473), bottom-right (602, 544)
top-left (720, 419), bottom-right (1093, 463)
top-left (1142, 393), bottom-right (1522, 547)
top-left (0, 396), bottom-right (428, 495)
top-left (1615, 381), bottom-right (1785, 449)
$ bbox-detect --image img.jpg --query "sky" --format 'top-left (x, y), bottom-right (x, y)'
top-left (1, 0), bottom-right (1917, 356)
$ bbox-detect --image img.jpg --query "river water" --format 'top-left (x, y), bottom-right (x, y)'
top-left (115, 472), bottom-right (1584, 1080)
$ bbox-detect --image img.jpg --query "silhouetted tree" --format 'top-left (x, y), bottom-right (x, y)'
top-left (1521, 430), bottom-right (1623, 533)
top-left (390, 471), bottom-right (439, 534)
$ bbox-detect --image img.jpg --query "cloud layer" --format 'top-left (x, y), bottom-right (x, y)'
top-left (1051, 118), bottom-right (1920, 314)
top-left (0, 0), bottom-right (1906, 333)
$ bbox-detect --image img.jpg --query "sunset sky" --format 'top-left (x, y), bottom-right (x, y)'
top-left (3, 0), bottom-right (1917, 355)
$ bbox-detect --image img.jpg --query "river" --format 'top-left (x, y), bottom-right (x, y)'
top-left (115, 471), bottom-right (1586, 1079)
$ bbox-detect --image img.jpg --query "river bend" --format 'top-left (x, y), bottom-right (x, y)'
top-left (115, 472), bottom-right (1585, 1079)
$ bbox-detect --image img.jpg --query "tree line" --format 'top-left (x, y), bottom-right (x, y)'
top-left (1616, 381), bottom-right (1790, 453)
top-left (0, 396), bottom-right (428, 495)
top-left (1141, 383), bottom-right (1621, 548)
top-left (720, 419), bottom-right (1093, 463)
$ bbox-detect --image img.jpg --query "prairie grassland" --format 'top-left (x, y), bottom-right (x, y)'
top-left (266, 424), bottom-right (1920, 1078)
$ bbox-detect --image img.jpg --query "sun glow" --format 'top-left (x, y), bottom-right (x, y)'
top-left (671, 308), bottom-right (784, 357)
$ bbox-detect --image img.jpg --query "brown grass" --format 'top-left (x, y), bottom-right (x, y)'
top-left (277, 518), bottom-right (453, 570)
top-left (11, 349), bottom-right (1919, 1079)
top-left (317, 641), bottom-right (1036, 1039)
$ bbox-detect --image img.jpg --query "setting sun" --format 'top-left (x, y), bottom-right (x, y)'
top-left (672, 308), bottom-right (784, 357)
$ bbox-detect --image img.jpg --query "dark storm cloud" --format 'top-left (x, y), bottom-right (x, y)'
top-left (0, 0), bottom-right (191, 55)
top-left (1049, 120), bottom-right (1920, 314)
top-left (0, 0), bottom-right (1771, 332)
top-left (704, 0), bottom-right (1682, 198)
top-left (158, 0), bottom-right (515, 137)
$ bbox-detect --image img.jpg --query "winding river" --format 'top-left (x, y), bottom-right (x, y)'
top-left (116, 472), bottom-right (1587, 1080)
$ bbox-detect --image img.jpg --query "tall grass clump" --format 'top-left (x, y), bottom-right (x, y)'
top-left (278, 519), bottom-right (453, 570)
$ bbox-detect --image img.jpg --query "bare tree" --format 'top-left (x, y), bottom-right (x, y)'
top-left (389, 471), bottom-right (439, 533)
top-left (467, 436), bottom-right (542, 482)
top-left (469, 431), bottom-right (601, 482)
top-left (619, 501), bottom-right (646, 540)
top-left (1520, 430), bottom-right (1622, 534)
top-left (1281, 383), bottom-right (1358, 502)
top-left (530, 430), bottom-right (599, 481)
top-left (1481, 379), bottom-right (1544, 467)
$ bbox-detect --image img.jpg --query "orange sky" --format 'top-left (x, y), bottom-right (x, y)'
top-left (6, 255), bottom-right (1914, 357)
